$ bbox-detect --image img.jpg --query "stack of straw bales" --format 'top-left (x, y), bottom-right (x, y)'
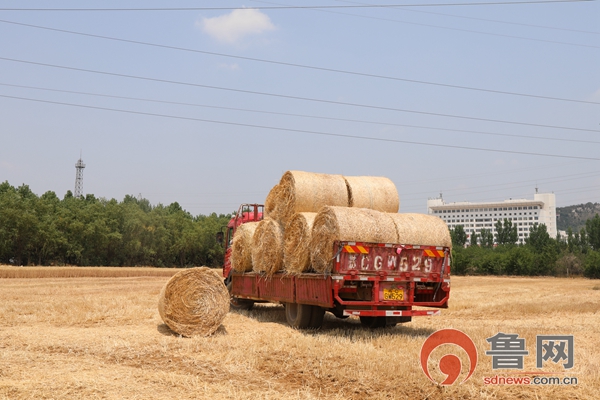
top-left (158, 267), bottom-right (229, 337)
top-left (237, 170), bottom-right (448, 276)
top-left (310, 208), bottom-right (451, 273)
top-left (261, 171), bottom-right (401, 275)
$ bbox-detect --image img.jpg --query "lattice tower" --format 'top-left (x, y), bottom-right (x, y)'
top-left (74, 156), bottom-right (86, 198)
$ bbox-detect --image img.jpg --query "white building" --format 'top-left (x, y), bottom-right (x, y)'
top-left (427, 192), bottom-right (557, 244)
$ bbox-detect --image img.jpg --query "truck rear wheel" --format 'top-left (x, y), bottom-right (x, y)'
top-left (285, 303), bottom-right (313, 329)
top-left (309, 306), bottom-right (325, 329)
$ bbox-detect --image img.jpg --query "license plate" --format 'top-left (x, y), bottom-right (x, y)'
top-left (383, 288), bottom-right (404, 301)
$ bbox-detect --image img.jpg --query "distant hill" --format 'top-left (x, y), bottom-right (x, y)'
top-left (557, 202), bottom-right (600, 232)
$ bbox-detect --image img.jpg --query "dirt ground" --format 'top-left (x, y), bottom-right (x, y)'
top-left (1, 270), bottom-right (598, 399)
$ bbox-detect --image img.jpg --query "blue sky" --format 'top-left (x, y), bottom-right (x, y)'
top-left (1, 0), bottom-right (599, 216)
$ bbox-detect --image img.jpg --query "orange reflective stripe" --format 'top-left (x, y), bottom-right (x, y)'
top-left (343, 245), bottom-right (369, 254)
top-left (343, 245), bottom-right (356, 253)
top-left (424, 249), bottom-right (446, 257)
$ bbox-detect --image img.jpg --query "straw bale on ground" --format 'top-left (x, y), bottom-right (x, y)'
top-left (344, 175), bottom-right (399, 212)
top-left (158, 267), bottom-right (229, 337)
top-left (266, 171), bottom-right (348, 225)
top-left (251, 218), bottom-right (285, 276)
top-left (310, 206), bottom-right (398, 273)
top-left (230, 222), bottom-right (259, 272)
top-left (283, 212), bottom-right (317, 274)
top-left (388, 213), bottom-right (452, 248)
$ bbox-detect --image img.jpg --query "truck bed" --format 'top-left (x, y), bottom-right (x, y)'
top-left (230, 241), bottom-right (450, 318)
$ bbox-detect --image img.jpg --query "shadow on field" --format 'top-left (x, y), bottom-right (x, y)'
top-left (233, 305), bottom-right (436, 339)
top-left (156, 323), bottom-right (229, 337)
top-left (231, 304), bottom-right (287, 325)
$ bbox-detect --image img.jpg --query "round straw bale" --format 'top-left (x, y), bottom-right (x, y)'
top-left (231, 222), bottom-right (259, 272)
top-left (283, 212), bottom-right (317, 274)
top-left (158, 267), bottom-right (229, 337)
top-left (388, 213), bottom-right (452, 248)
top-left (267, 171), bottom-right (349, 225)
top-left (251, 218), bottom-right (285, 276)
top-left (310, 206), bottom-right (399, 273)
top-left (264, 183), bottom-right (281, 219)
top-left (344, 175), bottom-right (400, 212)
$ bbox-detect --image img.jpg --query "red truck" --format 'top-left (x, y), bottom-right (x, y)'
top-left (220, 203), bottom-right (451, 329)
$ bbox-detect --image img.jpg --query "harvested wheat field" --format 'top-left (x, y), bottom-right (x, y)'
top-left (1, 270), bottom-right (599, 400)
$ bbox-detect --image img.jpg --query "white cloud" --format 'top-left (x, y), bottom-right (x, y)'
top-left (198, 9), bottom-right (276, 44)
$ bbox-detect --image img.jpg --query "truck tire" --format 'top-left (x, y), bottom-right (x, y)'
top-left (309, 306), bottom-right (325, 329)
top-left (359, 316), bottom-right (387, 329)
top-left (226, 279), bottom-right (254, 311)
top-left (285, 303), bottom-right (313, 329)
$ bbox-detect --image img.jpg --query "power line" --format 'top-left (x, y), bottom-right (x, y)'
top-left (251, 0), bottom-right (600, 49)
top-left (2, 81), bottom-right (599, 145)
top-left (1, 92), bottom-right (599, 161)
top-left (0, 1), bottom-right (593, 11)
top-left (403, 170), bottom-right (600, 198)
top-left (402, 171), bottom-right (600, 201)
top-left (2, 19), bottom-right (598, 104)
top-left (1, 56), bottom-right (598, 133)
top-left (395, 4), bottom-right (600, 35)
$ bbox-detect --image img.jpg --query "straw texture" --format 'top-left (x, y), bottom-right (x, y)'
top-left (251, 218), bottom-right (285, 276)
top-left (158, 267), bottom-right (229, 337)
top-left (283, 212), bottom-right (317, 274)
top-left (266, 171), bottom-right (349, 225)
top-left (230, 222), bottom-right (259, 272)
top-left (310, 206), bottom-right (399, 273)
top-left (264, 183), bottom-right (282, 219)
top-left (388, 213), bottom-right (452, 248)
top-left (344, 175), bottom-right (399, 212)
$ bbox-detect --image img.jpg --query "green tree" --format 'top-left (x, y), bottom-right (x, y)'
top-left (567, 228), bottom-right (574, 253)
top-left (495, 219), bottom-right (518, 245)
top-left (450, 225), bottom-right (467, 248)
top-left (583, 250), bottom-right (600, 279)
top-left (479, 228), bottom-right (494, 248)
top-left (525, 223), bottom-right (551, 253)
top-left (0, 184), bottom-right (39, 265)
top-left (32, 191), bottom-right (66, 265)
top-left (586, 214), bottom-right (600, 251)
top-left (579, 227), bottom-right (589, 253)
top-left (505, 246), bottom-right (535, 275)
top-left (469, 231), bottom-right (478, 247)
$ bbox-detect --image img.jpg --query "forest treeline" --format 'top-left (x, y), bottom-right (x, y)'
top-left (0, 182), bottom-right (231, 267)
top-left (2, 180), bottom-right (600, 277)
top-left (450, 217), bottom-right (600, 279)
